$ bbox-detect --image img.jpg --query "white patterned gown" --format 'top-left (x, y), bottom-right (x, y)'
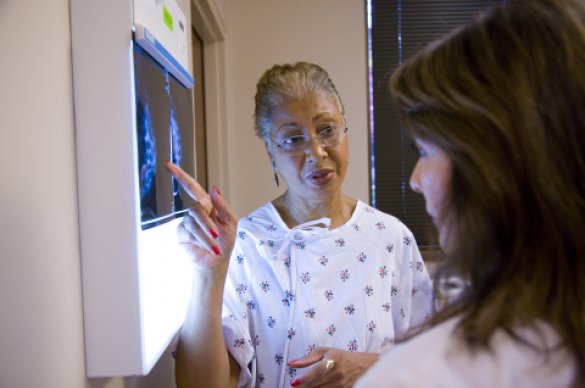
top-left (221, 200), bottom-right (433, 387)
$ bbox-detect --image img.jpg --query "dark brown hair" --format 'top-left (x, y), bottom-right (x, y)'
top-left (390, 0), bottom-right (585, 384)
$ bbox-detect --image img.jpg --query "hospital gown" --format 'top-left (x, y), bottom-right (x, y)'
top-left (221, 200), bottom-right (433, 387)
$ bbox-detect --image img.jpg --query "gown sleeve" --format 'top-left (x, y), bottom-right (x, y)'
top-left (393, 224), bottom-right (434, 338)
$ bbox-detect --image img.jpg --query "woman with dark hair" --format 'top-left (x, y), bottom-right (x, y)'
top-left (357, 0), bottom-right (585, 386)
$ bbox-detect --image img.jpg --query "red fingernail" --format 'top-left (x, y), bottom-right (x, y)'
top-left (210, 228), bottom-right (218, 239)
top-left (290, 379), bottom-right (301, 387)
top-left (212, 246), bottom-right (221, 255)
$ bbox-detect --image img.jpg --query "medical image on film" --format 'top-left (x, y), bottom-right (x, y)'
top-left (134, 43), bottom-right (195, 230)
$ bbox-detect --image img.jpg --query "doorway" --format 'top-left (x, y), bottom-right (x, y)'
top-left (191, 26), bottom-right (208, 190)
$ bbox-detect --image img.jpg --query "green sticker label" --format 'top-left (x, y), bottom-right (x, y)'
top-left (163, 6), bottom-right (173, 32)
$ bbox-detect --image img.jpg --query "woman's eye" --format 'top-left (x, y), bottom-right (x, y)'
top-left (283, 136), bottom-right (305, 145)
top-left (410, 142), bottom-right (427, 157)
top-left (319, 125), bottom-right (336, 137)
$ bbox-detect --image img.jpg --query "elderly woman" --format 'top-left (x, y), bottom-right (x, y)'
top-left (356, 0), bottom-right (585, 386)
top-left (169, 62), bottom-right (433, 388)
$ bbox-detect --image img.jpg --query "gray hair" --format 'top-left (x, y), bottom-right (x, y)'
top-left (254, 62), bottom-right (346, 140)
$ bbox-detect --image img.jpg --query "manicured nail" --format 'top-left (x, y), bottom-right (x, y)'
top-left (212, 245), bottom-right (221, 255)
top-left (209, 228), bottom-right (218, 239)
top-left (287, 358), bottom-right (298, 365)
top-left (290, 379), bottom-right (301, 387)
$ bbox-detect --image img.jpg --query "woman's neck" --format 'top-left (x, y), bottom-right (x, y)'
top-left (273, 191), bottom-right (357, 229)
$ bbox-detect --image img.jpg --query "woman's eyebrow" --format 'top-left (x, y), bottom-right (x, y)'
top-left (312, 112), bottom-right (336, 122)
top-left (276, 122), bottom-right (301, 131)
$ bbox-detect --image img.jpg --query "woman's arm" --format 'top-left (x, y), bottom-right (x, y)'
top-left (166, 163), bottom-right (240, 388)
top-left (175, 266), bottom-right (239, 388)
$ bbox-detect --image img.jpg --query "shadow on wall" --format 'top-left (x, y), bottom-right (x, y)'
top-left (85, 351), bottom-right (176, 388)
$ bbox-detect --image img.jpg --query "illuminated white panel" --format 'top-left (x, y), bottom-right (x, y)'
top-left (138, 220), bottom-right (193, 371)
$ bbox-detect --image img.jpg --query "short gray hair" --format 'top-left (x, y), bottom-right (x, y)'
top-left (254, 62), bottom-right (345, 140)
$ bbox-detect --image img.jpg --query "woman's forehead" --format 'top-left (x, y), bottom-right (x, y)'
top-left (269, 93), bottom-right (342, 126)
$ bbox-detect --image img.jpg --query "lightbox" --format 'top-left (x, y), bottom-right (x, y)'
top-left (71, 0), bottom-right (196, 377)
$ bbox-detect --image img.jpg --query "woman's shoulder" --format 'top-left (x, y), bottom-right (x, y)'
top-left (352, 200), bottom-right (415, 237)
top-left (356, 317), bottom-right (576, 388)
top-left (235, 202), bottom-right (286, 239)
top-left (239, 202), bottom-right (278, 224)
top-left (355, 318), bottom-right (458, 387)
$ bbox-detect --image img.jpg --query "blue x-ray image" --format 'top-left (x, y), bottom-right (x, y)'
top-left (134, 43), bottom-right (195, 230)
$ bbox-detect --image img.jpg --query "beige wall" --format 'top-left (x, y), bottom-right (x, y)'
top-left (0, 0), bottom-right (85, 387)
top-left (224, 0), bottom-right (369, 217)
top-left (0, 1), bottom-right (185, 387)
top-left (0, 0), bottom-right (367, 387)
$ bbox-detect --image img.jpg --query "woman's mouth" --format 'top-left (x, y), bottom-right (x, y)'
top-left (306, 169), bottom-right (335, 185)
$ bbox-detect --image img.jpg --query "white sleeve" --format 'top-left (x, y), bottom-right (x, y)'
top-left (392, 226), bottom-right (434, 338)
top-left (405, 232), bottom-right (434, 327)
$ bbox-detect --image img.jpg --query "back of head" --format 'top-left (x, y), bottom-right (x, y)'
top-left (390, 0), bottom-right (585, 380)
top-left (254, 62), bottom-right (345, 140)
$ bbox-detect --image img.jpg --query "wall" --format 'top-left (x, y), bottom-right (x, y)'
top-left (224, 0), bottom-right (369, 216)
top-left (0, 0), bottom-right (85, 387)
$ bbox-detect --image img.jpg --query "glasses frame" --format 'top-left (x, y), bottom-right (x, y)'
top-left (268, 126), bottom-right (349, 156)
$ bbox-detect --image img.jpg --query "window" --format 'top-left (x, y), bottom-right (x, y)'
top-left (367, 0), bottom-right (501, 250)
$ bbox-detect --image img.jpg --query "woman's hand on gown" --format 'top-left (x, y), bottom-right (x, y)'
top-left (287, 347), bottom-right (379, 387)
top-left (166, 162), bottom-right (237, 271)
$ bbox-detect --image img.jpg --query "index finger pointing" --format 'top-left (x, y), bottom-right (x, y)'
top-left (165, 162), bottom-right (213, 215)
top-left (165, 162), bottom-right (208, 201)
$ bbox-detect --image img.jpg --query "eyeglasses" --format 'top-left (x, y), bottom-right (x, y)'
top-left (269, 125), bottom-right (348, 156)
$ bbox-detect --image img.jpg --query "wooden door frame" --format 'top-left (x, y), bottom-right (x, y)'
top-left (190, 0), bottom-right (229, 199)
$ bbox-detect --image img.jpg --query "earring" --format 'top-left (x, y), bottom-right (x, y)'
top-left (272, 160), bottom-right (279, 187)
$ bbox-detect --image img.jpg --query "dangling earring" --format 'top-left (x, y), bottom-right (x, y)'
top-left (272, 160), bottom-right (279, 187)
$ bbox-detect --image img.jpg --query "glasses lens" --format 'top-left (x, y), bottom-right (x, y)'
top-left (319, 126), bottom-right (339, 147)
top-left (278, 126), bottom-right (345, 155)
top-left (283, 142), bottom-right (305, 155)
top-left (278, 135), bottom-right (304, 155)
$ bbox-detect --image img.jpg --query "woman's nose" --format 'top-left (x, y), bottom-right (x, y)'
top-left (305, 137), bottom-right (327, 160)
top-left (409, 162), bottom-right (422, 193)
